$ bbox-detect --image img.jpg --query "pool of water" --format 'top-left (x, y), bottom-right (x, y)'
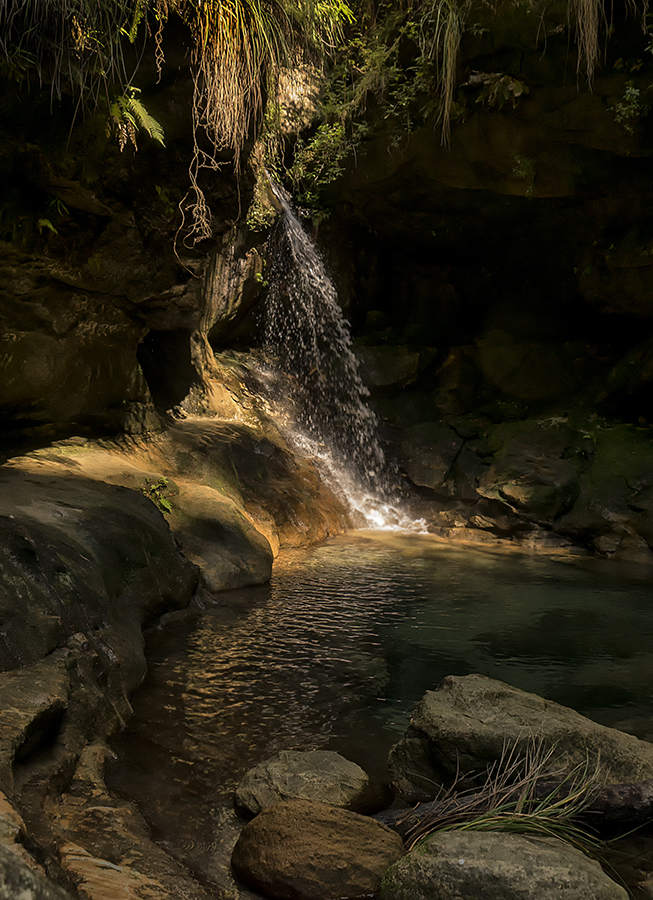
top-left (106, 532), bottom-right (653, 895)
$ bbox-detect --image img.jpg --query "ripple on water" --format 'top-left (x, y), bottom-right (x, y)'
top-left (106, 532), bottom-right (653, 893)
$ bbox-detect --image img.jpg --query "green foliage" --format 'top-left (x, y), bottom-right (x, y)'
top-left (316, 0), bottom-right (465, 144)
top-left (2, 0), bottom-right (650, 242)
top-left (247, 180), bottom-right (279, 231)
top-left (36, 218), bottom-right (57, 235)
top-left (108, 86), bottom-right (165, 151)
top-left (1, 196), bottom-right (69, 243)
top-left (155, 183), bottom-right (176, 217)
top-left (511, 153), bottom-right (536, 197)
top-left (0, 0), bottom-right (140, 101)
top-left (287, 123), bottom-right (349, 215)
top-left (176, 0), bottom-right (354, 242)
top-left (0, 0), bottom-right (352, 242)
top-left (140, 476), bottom-right (173, 514)
top-left (467, 72), bottom-right (530, 111)
top-left (611, 80), bottom-right (651, 132)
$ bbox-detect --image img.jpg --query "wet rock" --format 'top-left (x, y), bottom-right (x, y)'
top-left (55, 742), bottom-right (214, 900)
top-left (356, 345), bottom-right (421, 388)
top-left (476, 419), bottom-right (586, 522)
top-left (0, 458), bottom-right (199, 674)
top-left (400, 422), bottom-right (463, 491)
top-left (203, 227), bottom-right (265, 344)
top-left (389, 674), bottom-right (653, 801)
top-left (235, 750), bottom-right (372, 816)
top-left (0, 844), bottom-right (73, 899)
top-left (638, 873), bottom-right (653, 899)
top-left (231, 799), bottom-right (404, 900)
top-left (379, 831), bottom-right (627, 900)
top-left (0, 652), bottom-right (70, 792)
top-left (171, 482), bottom-right (273, 591)
top-left (558, 424), bottom-right (653, 562)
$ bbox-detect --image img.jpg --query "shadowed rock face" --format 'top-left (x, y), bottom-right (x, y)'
top-left (0, 406), bottom-right (348, 898)
top-left (0, 465), bottom-right (199, 675)
top-left (2, 7), bottom-right (653, 897)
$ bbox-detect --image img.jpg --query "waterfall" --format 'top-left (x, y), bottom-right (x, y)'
top-left (260, 182), bottom-right (418, 530)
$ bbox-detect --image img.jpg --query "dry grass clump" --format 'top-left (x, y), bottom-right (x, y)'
top-left (400, 739), bottom-right (605, 854)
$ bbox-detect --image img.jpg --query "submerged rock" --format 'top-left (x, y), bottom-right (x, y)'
top-left (234, 749), bottom-right (372, 816)
top-left (231, 799), bottom-right (404, 900)
top-left (379, 831), bottom-right (627, 900)
top-left (55, 743), bottom-right (214, 900)
top-left (389, 674), bottom-right (653, 801)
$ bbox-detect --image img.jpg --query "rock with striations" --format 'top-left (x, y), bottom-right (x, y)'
top-left (231, 799), bottom-right (404, 900)
top-left (379, 830), bottom-right (627, 900)
top-left (0, 844), bottom-right (74, 899)
top-left (389, 674), bottom-right (653, 801)
top-left (234, 749), bottom-right (372, 816)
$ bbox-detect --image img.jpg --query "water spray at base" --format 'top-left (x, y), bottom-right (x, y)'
top-left (259, 182), bottom-right (424, 532)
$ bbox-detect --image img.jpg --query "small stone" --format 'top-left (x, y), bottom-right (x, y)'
top-left (235, 749), bottom-right (372, 816)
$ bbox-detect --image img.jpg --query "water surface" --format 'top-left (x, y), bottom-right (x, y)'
top-left (107, 532), bottom-right (653, 894)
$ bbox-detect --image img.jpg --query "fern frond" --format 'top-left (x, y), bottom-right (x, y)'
top-left (127, 95), bottom-right (166, 146)
top-left (107, 87), bottom-right (166, 151)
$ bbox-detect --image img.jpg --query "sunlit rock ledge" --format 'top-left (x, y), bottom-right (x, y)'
top-left (0, 399), bottom-right (349, 898)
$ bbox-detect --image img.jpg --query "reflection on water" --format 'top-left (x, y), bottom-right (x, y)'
top-left (106, 533), bottom-right (653, 894)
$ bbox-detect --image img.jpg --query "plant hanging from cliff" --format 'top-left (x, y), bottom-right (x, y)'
top-left (416, 0), bottom-right (468, 143)
top-left (0, 0), bottom-right (353, 241)
top-left (571, 0), bottom-right (602, 83)
top-left (108, 85), bottom-right (165, 151)
top-left (0, 0), bottom-right (138, 101)
top-left (314, 0), bottom-right (470, 148)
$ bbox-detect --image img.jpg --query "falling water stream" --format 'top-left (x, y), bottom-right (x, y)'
top-left (258, 182), bottom-right (418, 529)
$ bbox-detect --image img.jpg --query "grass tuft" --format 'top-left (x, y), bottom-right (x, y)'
top-left (401, 738), bottom-right (605, 855)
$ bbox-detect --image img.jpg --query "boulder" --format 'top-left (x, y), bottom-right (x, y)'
top-left (356, 345), bottom-right (421, 388)
top-left (475, 330), bottom-right (581, 404)
top-left (400, 422), bottom-right (463, 491)
top-left (170, 481), bottom-right (273, 592)
top-left (389, 674), bottom-right (653, 801)
top-left (379, 830), bottom-right (627, 900)
top-left (231, 799), bottom-right (404, 900)
top-left (56, 743), bottom-right (214, 900)
top-left (235, 750), bottom-right (372, 816)
top-left (476, 419), bottom-right (587, 522)
top-left (0, 457), bottom-right (199, 675)
top-left (558, 424), bottom-right (653, 563)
